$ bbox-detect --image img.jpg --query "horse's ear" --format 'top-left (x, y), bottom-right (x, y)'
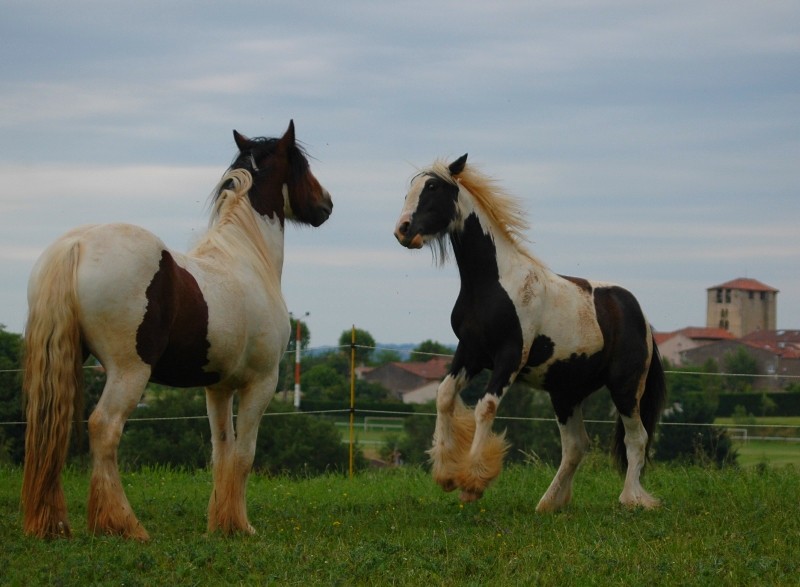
top-left (233, 130), bottom-right (251, 152)
top-left (449, 153), bottom-right (468, 176)
top-left (280, 120), bottom-right (296, 149)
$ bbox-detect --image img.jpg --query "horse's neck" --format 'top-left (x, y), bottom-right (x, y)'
top-left (450, 203), bottom-right (538, 287)
top-left (194, 208), bottom-right (285, 286)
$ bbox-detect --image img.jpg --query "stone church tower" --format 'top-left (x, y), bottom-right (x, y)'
top-left (706, 278), bottom-right (778, 338)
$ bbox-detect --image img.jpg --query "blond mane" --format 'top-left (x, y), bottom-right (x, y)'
top-left (423, 160), bottom-right (543, 266)
top-left (192, 168), bottom-right (281, 286)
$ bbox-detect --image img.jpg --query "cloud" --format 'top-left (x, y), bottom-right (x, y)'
top-left (1, 1), bottom-right (798, 345)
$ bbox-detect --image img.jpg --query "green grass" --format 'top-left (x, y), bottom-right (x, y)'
top-left (2, 459), bottom-right (798, 586)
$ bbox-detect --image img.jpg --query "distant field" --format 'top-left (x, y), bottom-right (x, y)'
top-left (714, 416), bottom-right (800, 467)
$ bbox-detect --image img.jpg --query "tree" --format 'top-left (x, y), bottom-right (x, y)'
top-left (654, 395), bottom-right (737, 467)
top-left (497, 385), bottom-right (562, 465)
top-left (254, 401), bottom-right (365, 475)
top-left (338, 328), bottom-right (376, 365)
top-left (373, 348), bottom-right (402, 365)
top-left (656, 358), bottom-right (736, 466)
top-left (288, 317), bottom-right (311, 352)
top-left (118, 387), bottom-right (210, 469)
top-left (0, 326), bottom-right (24, 464)
top-left (302, 364), bottom-right (348, 401)
top-left (410, 340), bottom-right (452, 361)
top-left (723, 347), bottom-right (759, 392)
top-left (397, 403), bottom-right (436, 466)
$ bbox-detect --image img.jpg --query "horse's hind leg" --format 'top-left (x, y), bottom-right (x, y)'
top-left (428, 372), bottom-right (474, 493)
top-left (536, 404), bottom-right (590, 513)
top-left (618, 414), bottom-right (660, 509)
top-left (87, 366), bottom-right (150, 541)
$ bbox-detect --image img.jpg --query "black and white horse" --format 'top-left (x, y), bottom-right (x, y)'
top-left (394, 154), bottom-right (665, 511)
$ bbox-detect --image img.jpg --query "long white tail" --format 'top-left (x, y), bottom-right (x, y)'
top-left (21, 238), bottom-right (84, 538)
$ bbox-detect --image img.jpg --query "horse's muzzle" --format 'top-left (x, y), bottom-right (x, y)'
top-left (394, 221), bottom-right (424, 249)
top-left (310, 193), bottom-right (333, 227)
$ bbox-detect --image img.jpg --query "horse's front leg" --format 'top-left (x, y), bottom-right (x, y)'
top-left (455, 363), bottom-right (515, 502)
top-left (456, 393), bottom-right (510, 502)
top-left (206, 375), bottom-right (277, 535)
top-left (428, 371), bottom-right (473, 492)
top-left (205, 388), bottom-right (240, 534)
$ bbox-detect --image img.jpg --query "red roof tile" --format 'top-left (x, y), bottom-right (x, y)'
top-left (740, 329), bottom-right (800, 344)
top-left (707, 278), bottom-right (778, 292)
top-left (674, 326), bottom-right (736, 341)
top-left (653, 332), bottom-right (676, 346)
top-left (395, 356), bottom-right (450, 380)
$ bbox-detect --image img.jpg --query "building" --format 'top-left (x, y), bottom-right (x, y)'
top-left (706, 278), bottom-right (778, 338)
top-left (679, 333), bottom-right (800, 391)
top-left (359, 357), bottom-right (450, 404)
top-left (654, 327), bottom-right (736, 366)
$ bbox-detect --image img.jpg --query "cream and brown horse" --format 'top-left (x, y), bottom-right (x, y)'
top-left (22, 121), bottom-right (332, 540)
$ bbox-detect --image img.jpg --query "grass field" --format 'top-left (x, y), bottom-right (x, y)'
top-left (1, 459), bottom-right (798, 586)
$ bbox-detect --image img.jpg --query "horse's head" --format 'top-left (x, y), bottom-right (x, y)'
top-left (394, 154), bottom-right (467, 249)
top-left (232, 121), bottom-right (332, 227)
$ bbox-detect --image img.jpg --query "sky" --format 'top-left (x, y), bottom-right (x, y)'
top-left (1, 1), bottom-right (798, 350)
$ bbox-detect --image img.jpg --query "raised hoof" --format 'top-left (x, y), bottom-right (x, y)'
top-left (435, 477), bottom-right (458, 493)
top-left (459, 490), bottom-right (483, 503)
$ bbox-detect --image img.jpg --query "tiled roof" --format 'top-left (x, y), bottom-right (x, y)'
top-left (740, 330), bottom-right (800, 358)
top-left (395, 356), bottom-right (450, 379)
top-left (674, 326), bottom-right (736, 341)
top-left (653, 332), bottom-right (676, 345)
top-left (707, 278), bottom-right (778, 292)
top-left (740, 329), bottom-right (800, 344)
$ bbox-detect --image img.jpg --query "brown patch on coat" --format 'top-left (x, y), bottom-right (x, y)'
top-left (136, 251), bottom-right (220, 386)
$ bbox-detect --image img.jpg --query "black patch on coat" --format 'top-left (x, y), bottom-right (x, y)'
top-left (136, 251), bottom-right (220, 387)
top-left (526, 334), bottom-right (555, 367)
top-left (447, 214), bottom-right (524, 396)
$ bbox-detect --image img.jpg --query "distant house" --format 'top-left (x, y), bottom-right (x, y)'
top-left (677, 330), bottom-right (800, 391)
top-left (360, 357), bottom-right (450, 404)
top-left (655, 327), bottom-right (736, 366)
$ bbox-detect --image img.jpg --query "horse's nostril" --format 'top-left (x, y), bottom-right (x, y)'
top-left (399, 221), bottom-right (410, 236)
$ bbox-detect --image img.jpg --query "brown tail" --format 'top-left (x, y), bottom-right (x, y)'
top-left (21, 239), bottom-right (84, 538)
